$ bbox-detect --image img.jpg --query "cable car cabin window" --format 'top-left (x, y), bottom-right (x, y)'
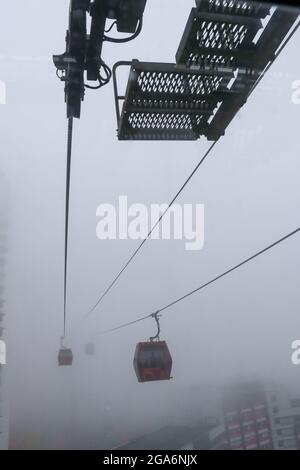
top-left (138, 346), bottom-right (168, 368)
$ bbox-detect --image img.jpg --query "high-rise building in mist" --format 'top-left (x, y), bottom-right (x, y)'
top-left (210, 381), bottom-right (300, 450)
top-left (115, 380), bottom-right (300, 451)
top-left (222, 381), bottom-right (273, 450)
top-left (265, 382), bottom-right (300, 450)
top-left (0, 173), bottom-right (9, 450)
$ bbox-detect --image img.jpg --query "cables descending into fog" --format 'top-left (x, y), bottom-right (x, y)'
top-left (99, 226), bottom-right (300, 335)
top-left (86, 139), bottom-right (219, 317)
top-left (63, 117), bottom-right (74, 339)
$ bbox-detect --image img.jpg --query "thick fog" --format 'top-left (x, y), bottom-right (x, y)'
top-left (0, 0), bottom-right (300, 449)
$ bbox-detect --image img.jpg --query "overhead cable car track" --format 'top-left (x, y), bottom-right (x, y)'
top-left (98, 226), bottom-right (300, 335)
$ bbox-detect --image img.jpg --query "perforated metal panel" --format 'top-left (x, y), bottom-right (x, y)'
top-left (113, 1), bottom-right (299, 141)
top-left (195, 0), bottom-right (270, 18)
top-left (176, 6), bottom-right (267, 68)
top-left (175, 1), bottom-right (299, 140)
top-left (114, 61), bottom-right (235, 140)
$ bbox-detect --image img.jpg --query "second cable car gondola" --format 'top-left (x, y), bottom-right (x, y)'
top-left (85, 342), bottom-right (95, 355)
top-left (58, 347), bottom-right (73, 366)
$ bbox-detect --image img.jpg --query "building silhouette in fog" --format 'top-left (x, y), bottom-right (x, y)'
top-left (207, 381), bottom-right (300, 450)
top-left (208, 381), bottom-right (300, 450)
top-left (0, 173), bottom-right (8, 450)
top-left (220, 381), bottom-right (273, 449)
top-left (117, 381), bottom-right (300, 450)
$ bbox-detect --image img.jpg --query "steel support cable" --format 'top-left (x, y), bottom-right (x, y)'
top-left (86, 139), bottom-right (219, 317)
top-left (63, 117), bottom-right (74, 339)
top-left (99, 227), bottom-right (300, 334)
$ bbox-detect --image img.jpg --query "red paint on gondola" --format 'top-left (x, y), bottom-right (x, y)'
top-left (58, 348), bottom-right (73, 366)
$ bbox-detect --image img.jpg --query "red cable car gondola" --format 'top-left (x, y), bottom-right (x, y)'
top-left (133, 312), bottom-right (172, 382)
top-left (58, 347), bottom-right (73, 366)
top-left (133, 340), bottom-right (172, 382)
top-left (58, 337), bottom-right (73, 366)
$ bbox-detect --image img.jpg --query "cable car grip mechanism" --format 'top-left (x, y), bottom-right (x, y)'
top-left (149, 311), bottom-right (161, 342)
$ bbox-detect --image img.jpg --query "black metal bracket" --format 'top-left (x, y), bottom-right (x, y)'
top-left (149, 312), bottom-right (161, 342)
top-left (54, 0), bottom-right (148, 119)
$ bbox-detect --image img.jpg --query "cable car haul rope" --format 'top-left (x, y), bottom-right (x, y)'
top-left (58, 118), bottom-right (74, 365)
top-left (87, 139), bottom-right (219, 317)
top-left (63, 117), bottom-right (73, 339)
top-left (99, 227), bottom-right (300, 335)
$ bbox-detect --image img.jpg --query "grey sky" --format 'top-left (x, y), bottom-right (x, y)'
top-left (1, 0), bottom-right (300, 449)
